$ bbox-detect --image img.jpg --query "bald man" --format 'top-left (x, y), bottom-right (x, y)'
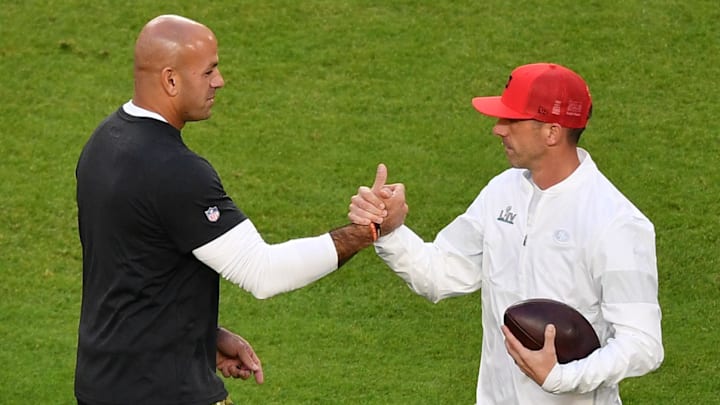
top-left (75, 15), bottom-right (376, 405)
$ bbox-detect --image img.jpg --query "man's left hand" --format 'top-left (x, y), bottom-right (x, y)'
top-left (501, 324), bottom-right (558, 386)
top-left (216, 327), bottom-right (264, 384)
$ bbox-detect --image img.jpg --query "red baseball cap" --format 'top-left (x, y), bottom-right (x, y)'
top-left (472, 63), bottom-right (592, 129)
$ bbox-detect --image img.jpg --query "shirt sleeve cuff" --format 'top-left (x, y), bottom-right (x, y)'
top-left (541, 362), bottom-right (565, 393)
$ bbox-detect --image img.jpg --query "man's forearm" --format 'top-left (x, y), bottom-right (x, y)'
top-left (330, 223), bottom-right (377, 267)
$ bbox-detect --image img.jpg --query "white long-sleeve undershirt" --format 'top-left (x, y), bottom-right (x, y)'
top-left (193, 220), bottom-right (338, 299)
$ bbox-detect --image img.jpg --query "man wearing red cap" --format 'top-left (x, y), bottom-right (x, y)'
top-left (348, 63), bottom-right (663, 404)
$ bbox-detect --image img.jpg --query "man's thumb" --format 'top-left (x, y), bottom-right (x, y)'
top-left (371, 163), bottom-right (388, 193)
top-left (544, 324), bottom-right (556, 351)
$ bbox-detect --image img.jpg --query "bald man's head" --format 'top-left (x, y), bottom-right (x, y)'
top-left (132, 15), bottom-right (224, 129)
top-left (134, 15), bottom-right (210, 75)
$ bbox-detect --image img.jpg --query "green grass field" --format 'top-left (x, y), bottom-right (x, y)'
top-left (1, 1), bottom-right (719, 403)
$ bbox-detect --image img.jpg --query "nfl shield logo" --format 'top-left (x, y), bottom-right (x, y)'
top-left (204, 206), bottom-right (220, 222)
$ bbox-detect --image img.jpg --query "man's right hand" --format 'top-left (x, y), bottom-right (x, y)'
top-left (348, 163), bottom-right (408, 235)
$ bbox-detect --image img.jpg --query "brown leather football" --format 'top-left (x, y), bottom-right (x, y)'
top-left (503, 298), bottom-right (600, 364)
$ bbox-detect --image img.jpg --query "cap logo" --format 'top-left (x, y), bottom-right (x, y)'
top-left (204, 206), bottom-right (220, 222)
top-left (551, 100), bottom-right (562, 116)
top-left (566, 100), bottom-right (583, 117)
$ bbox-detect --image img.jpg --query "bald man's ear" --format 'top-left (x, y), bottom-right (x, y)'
top-left (161, 68), bottom-right (179, 96)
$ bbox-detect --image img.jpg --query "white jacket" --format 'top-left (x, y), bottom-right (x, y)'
top-left (375, 149), bottom-right (663, 404)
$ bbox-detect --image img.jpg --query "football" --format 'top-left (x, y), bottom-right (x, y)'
top-left (503, 298), bottom-right (600, 364)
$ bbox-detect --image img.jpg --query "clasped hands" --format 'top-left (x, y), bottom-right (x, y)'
top-left (348, 163), bottom-right (408, 234)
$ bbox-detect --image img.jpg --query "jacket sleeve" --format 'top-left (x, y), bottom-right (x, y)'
top-left (542, 214), bottom-right (664, 393)
top-left (374, 199), bottom-right (485, 303)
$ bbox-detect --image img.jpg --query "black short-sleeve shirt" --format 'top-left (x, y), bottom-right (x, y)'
top-left (75, 108), bottom-right (246, 404)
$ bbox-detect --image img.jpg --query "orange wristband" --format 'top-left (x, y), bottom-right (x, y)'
top-left (370, 223), bottom-right (381, 242)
